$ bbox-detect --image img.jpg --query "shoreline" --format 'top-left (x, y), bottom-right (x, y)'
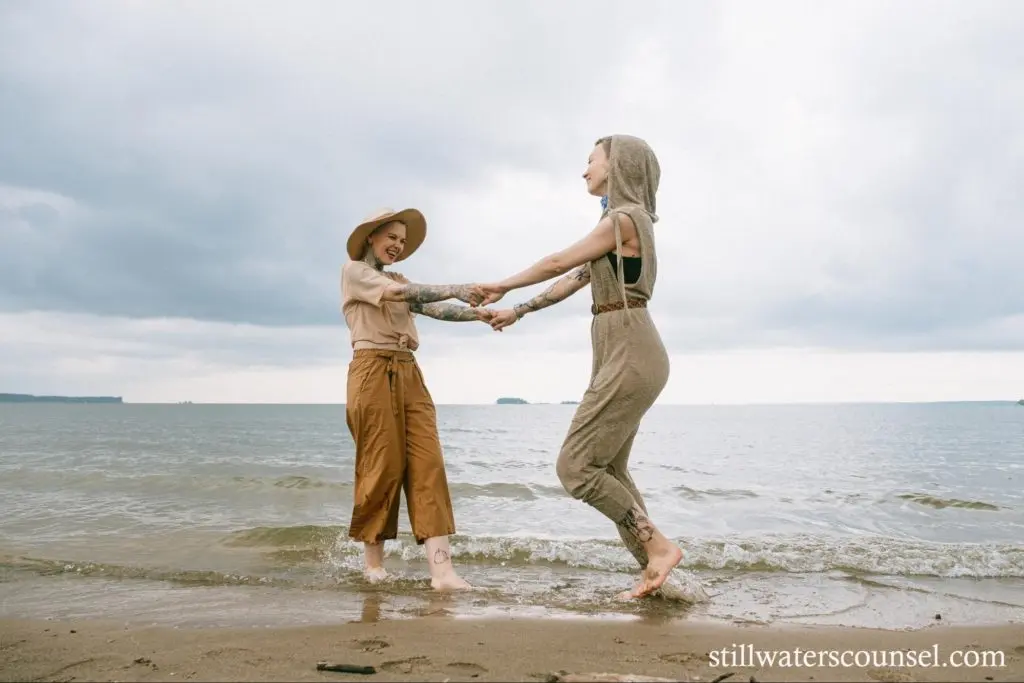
top-left (2, 615), bottom-right (1021, 682)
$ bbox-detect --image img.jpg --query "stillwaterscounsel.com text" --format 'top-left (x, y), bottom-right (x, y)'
top-left (709, 643), bottom-right (1006, 670)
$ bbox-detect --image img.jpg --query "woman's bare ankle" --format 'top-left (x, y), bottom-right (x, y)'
top-left (634, 536), bottom-right (683, 597)
top-left (617, 505), bottom-right (685, 598)
top-left (363, 541), bottom-right (386, 572)
top-left (423, 535), bottom-right (471, 590)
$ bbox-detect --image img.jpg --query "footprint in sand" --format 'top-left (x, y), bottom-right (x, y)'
top-left (352, 638), bottom-right (391, 653)
top-left (447, 661), bottom-right (488, 676)
top-left (1014, 645), bottom-right (1024, 656)
top-left (866, 668), bottom-right (916, 682)
top-left (381, 655), bottom-right (433, 675)
top-left (0, 639), bottom-right (25, 651)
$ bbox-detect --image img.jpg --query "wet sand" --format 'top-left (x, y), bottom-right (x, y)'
top-left (2, 616), bottom-right (1022, 683)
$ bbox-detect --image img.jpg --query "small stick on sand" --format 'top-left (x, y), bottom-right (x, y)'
top-left (710, 673), bottom-right (735, 683)
top-left (315, 661), bottom-right (377, 675)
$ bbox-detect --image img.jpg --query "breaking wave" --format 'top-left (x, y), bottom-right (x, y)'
top-left (217, 525), bottom-right (1024, 579)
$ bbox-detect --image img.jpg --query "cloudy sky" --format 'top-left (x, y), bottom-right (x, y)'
top-left (1, 0), bottom-right (1022, 405)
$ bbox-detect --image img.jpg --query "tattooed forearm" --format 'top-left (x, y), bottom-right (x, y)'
top-left (397, 283), bottom-right (460, 304)
top-left (410, 302), bottom-right (480, 322)
top-left (620, 503), bottom-right (655, 544)
top-left (512, 266), bottom-right (590, 318)
top-left (390, 283), bottom-right (475, 305)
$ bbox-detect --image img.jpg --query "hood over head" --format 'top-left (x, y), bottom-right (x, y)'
top-left (604, 134), bottom-right (660, 222)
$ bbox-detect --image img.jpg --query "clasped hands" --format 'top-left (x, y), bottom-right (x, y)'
top-left (456, 283), bottom-right (518, 332)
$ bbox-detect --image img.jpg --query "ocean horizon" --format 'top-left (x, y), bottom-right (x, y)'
top-left (4, 398), bottom-right (1018, 405)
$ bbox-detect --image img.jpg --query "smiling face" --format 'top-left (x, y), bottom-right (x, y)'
top-left (366, 220), bottom-right (407, 266)
top-left (583, 139), bottom-right (611, 197)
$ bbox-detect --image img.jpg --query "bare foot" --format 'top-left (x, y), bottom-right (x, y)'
top-left (364, 566), bottom-right (389, 584)
top-left (430, 571), bottom-right (472, 592)
top-left (616, 583), bottom-right (643, 601)
top-left (632, 542), bottom-right (683, 597)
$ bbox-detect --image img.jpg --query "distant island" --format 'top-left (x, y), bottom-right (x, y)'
top-left (1018, 399), bottom-right (1024, 406)
top-left (0, 393), bottom-right (123, 404)
top-left (494, 397), bottom-right (581, 405)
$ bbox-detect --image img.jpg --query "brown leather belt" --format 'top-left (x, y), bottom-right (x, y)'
top-left (591, 299), bottom-right (648, 315)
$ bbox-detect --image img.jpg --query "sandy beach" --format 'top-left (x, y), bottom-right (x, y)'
top-left (2, 616), bottom-right (1022, 683)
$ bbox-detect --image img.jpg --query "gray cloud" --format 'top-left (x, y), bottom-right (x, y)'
top-left (653, 1), bottom-right (1024, 351)
top-left (0, 1), bottom-right (643, 326)
top-left (1, 0), bottom-right (1023, 358)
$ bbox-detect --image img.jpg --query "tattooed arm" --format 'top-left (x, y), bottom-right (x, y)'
top-left (477, 213), bottom-right (635, 306)
top-left (343, 262), bottom-right (483, 307)
top-left (511, 265), bottom-right (591, 319)
top-left (488, 266), bottom-right (590, 332)
top-left (496, 213), bottom-right (634, 293)
top-left (381, 282), bottom-right (483, 306)
top-left (409, 301), bottom-right (490, 322)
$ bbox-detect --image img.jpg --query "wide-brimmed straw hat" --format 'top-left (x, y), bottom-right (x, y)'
top-left (346, 207), bottom-right (427, 262)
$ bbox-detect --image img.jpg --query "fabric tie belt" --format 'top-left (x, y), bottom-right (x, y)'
top-left (591, 299), bottom-right (647, 316)
top-left (353, 348), bottom-right (415, 416)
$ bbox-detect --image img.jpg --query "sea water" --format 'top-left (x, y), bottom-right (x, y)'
top-left (1, 402), bottom-right (1021, 629)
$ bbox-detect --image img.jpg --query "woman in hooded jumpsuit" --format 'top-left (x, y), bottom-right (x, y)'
top-left (478, 135), bottom-right (685, 599)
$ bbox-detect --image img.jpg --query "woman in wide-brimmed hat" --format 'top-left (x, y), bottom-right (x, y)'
top-left (340, 207), bottom-right (489, 590)
top-left (475, 135), bottom-right (687, 600)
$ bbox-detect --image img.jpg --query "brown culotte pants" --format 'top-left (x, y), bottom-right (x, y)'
top-left (346, 349), bottom-right (456, 544)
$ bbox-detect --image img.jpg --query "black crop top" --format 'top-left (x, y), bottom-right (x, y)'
top-left (606, 252), bottom-right (641, 284)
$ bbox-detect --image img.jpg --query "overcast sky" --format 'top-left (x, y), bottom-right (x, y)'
top-left (2, 0), bottom-right (1022, 404)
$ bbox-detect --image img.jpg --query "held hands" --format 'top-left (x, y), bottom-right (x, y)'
top-left (488, 308), bottom-right (519, 332)
top-left (471, 306), bottom-right (516, 331)
top-left (474, 307), bottom-right (498, 323)
top-left (454, 284), bottom-right (487, 307)
top-left (452, 282), bottom-right (507, 307)
top-left (452, 282), bottom-right (517, 330)
top-left (476, 282), bottom-right (508, 306)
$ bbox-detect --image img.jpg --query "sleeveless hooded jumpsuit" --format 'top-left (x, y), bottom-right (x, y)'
top-left (555, 135), bottom-right (670, 570)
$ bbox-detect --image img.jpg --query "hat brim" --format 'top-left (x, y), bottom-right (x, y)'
top-left (346, 208), bottom-right (427, 262)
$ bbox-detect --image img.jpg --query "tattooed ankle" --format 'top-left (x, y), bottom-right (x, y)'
top-left (621, 505), bottom-right (655, 543)
top-left (432, 548), bottom-right (451, 565)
